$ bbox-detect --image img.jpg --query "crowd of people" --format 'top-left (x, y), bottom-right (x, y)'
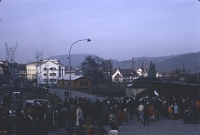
top-left (0, 92), bottom-right (200, 135)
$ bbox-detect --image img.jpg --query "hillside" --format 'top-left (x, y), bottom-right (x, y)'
top-left (50, 52), bottom-right (200, 72)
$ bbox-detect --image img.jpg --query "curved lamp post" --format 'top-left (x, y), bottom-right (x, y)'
top-left (69, 39), bottom-right (91, 99)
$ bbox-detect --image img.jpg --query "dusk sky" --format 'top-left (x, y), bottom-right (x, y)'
top-left (0, 0), bottom-right (199, 63)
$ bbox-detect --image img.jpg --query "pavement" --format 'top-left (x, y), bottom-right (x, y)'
top-left (48, 88), bottom-right (200, 135)
top-left (49, 117), bottom-right (199, 135)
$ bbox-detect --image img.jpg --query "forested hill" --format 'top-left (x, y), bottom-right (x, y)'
top-left (50, 52), bottom-right (200, 72)
top-left (112, 52), bottom-right (200, 72)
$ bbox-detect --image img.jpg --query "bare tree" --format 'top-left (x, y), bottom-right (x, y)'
top-left (34, 49), bottom-right (44, 62)
top-left (5, 42), bottom-right (18, 63)
top-left (4, 42), bottom-right (18, 92)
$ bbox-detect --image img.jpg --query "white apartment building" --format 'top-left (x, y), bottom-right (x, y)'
top-left (37, 59), bottom-right (65, 86)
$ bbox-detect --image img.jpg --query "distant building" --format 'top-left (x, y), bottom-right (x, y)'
top-left (0, 60), bottom-right (18, 85)
top-left (112, 69), bottom-right (138, 83)
top-left (126, 77), bottom-right (161, 97)
top-left (18, 64), bottom-right (26, 79)
top-left (136, 67), bottom-right (149, 77)
top-left (26, 62), bottom-right (38, 81)
top-left (65, 66), bottom-right (83, 76)
top-left (37, 59), bottom-right (65, 86)
top-left (57, 75), bottom-right (92, 89)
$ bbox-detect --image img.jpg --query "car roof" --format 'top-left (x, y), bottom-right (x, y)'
top-left (13, 92), bottom-right (20, 94)
top-left (33, 99), bottom-right (48, 102)
top-left (24, 100), bottom-right (34, 103)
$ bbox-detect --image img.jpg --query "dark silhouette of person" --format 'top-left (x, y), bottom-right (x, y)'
top-left (3, 93), bottom-right (12, 111)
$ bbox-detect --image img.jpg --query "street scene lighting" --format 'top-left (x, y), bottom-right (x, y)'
top-left (69, 39), bottom-right (91, 98)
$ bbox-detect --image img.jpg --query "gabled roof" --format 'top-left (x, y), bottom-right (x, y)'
top-left (58, 75), bottom-right (92, 81)
top-left (119, 69), bottom-right (138, 76)
top-left (36, 59), bottom-right (65, 67)
top-left (129, 77), bottom-right (161, 88)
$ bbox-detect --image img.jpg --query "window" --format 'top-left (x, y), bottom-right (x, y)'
top-left (50, 73), bottom-right (56, 76)
top-left (80, 82), bottom-right (83, 86)
top-left (44, 73), bottom-right (46, 76)
top-left (50, 79), bottom-right (56, 82)
top-left (50, 67), bottom-right (56, 70)
top-left (80, 82), bottom-right (88, 86)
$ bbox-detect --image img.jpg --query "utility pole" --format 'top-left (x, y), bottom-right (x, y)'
top-left (109, 59), bottom-right (112, 94)
top-left (132, 57), bottom-right (134, 69)
top-left (197, 74), bottom-right (198, 85)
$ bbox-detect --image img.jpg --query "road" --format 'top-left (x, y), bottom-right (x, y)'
top-left (48, 88), bottom-right (106, 102)
top-left (48, 88), bottom-right (200, 135)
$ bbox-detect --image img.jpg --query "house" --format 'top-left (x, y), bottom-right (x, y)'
top-left (65, 66), bottom-right (83, 76)
top-left (126, 77), bottom-right (161, 97)
top-left (57, 75), bottom-right (92, 89)
top-left (136, 67), bottom-right (149, 77)
top-left (37, 59), bottom-right (65, 86)
top-left (152, 81), bottom-right (200, 100)
top-left (0, 60), bottom-right (18, 85)
top-left (112, 68), bottom-right (138, 83)
top-left (26, 62), bottom-right (38, 81)
top-left (18, 64), bottom-right (26, 79)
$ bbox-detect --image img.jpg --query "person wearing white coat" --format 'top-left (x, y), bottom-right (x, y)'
top-left (76, 104), bottom-right (84, 126)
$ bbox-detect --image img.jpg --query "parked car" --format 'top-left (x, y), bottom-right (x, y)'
top-left (23, 99), bottom-right (48, 109)
top-left (12, 92), bottom-right (21, 100)
top-left (81, 97), bottom-right (99, 103)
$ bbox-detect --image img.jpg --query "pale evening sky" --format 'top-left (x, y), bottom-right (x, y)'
top-left (0, 0), bottom-right (199, 63)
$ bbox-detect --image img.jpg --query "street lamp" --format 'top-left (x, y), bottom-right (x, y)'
top-left (69, 39), bottom-right (91, 98)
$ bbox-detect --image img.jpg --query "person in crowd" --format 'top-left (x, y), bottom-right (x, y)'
top-left (94, 99), bottom-right (101, 121)
top-left (137, 102), bottom-right (144, 122)
top-left (3, 92), bottom-right (12, 111)
top-left (168, 105), bottom-right (173, 120)
top-left (37, 102), bottom-right (47, 119)
top-left (0, 111), bottom-right (12, 135)
top-left (31, 101), bottom-right (39, 120)
top-left (69, 101), bottom-right (77, 126)
top-left (128, 98), bottom-right (134, 120)
top-left (45, 100), bottom-right (55, 131)
top-left (196, 99), bottom-right (200, 123)
top-left (21, 108), bottom-right (34, 135)
top-left (123, 108), bottom-right (129, 125)
top-left (173, 103), bottom-right (179, 120)
top-left (183, 104), bottom-right (190, 124)
top-left (149, 104), bottom-right (156, 122)
top-left (30, 111), bottom-right (48, 135)
top-left (109, 109), bottom-right (118, 130)
top-left (76, 104), bottom-right (84, 126)
top-left (15, 104), bottom-right (24, 135)
top-left (83, 116), bottom-right (95, 135)
top-left (76, 118), bottom-right (85, 135)
top-left (179, 97), bottom-right (186, 119)
top-left (118, 109), bottom-right (123, 125)
top-left (191, 100), bottom-right (198, 124)
top-left (95, 119), bottom-right (108, 135)
top-left (55, 99), bottom-right (63, 127)
top-left (64, 99), bottom-right (71, 126)
top-left (86, 101), bottom-right (96, 121)
top-left (101, 101), bottom-right (110, 125)
top-left (143, 103), bottom-right (149, 126)
top-left (0, 103), bottom-right (6, 119)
